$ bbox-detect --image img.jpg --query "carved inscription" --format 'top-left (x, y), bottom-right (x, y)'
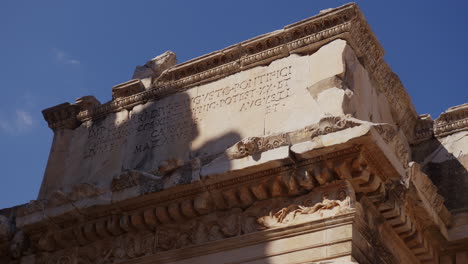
top-left (132, 100), bottom-right (197, 153)
top-left (83, 65), bottom-right (294, 157)
top-left (83, 119), bottom-right (132, 159)
top-left (132, 65), bottom-right (294, 154)
top-left (191, 65), bottom-right (293, 116)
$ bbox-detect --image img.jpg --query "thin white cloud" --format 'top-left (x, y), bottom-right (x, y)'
top-left (16, 110), bottom-right (33, 127)
top-left (52, 48), bottom-right (80, 65)
top-left (0, 109), bottom-right (34, 134)
top-left (68, 59), bottom-right (80, 65)
top-left (0, 119), bottom-right (13, 133)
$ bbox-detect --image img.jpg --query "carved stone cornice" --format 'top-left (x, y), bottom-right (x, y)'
top-left (42, 3), bottom-right (418, 142)
top-left (414, 114), bottom-right (434, 143)
top-left (6, 135), bottom-right (448, 263)
top-left (434, 103), bottom-right (468, 137)
top-left (32, 211), bottom-right (358, 264)
top-left (27, 183), bottom-right (356, 264)
top-left (13, 144), bottom-right (385, 249)
top-left (364, 162), bottom-right (453, 263)
top-left (412, 103), bottom-right (468, 142)
top-left (224, 115), bottom-right (361, 160)
top-left (72, 4), bottom-right (359, 122)
top-left (19, 140), bottom-right (402, 261)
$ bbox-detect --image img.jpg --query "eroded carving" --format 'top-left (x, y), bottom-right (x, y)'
top-left (375, 124), bottom-right (411, 169)
top-left (227, 134), bottom-right (290, 159)
top-left (308, 115), bottom-right (360, 139)
top-left (434, 102), bottom-right (468, 137)
top-left (251, 191), bottom-right (352, 229)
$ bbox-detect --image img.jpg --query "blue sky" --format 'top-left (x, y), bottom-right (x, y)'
top-left (1, 1), bottom-right (467, 209)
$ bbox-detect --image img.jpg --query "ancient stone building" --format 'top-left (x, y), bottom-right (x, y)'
top-left (1, 3), bottom-right (467, 263)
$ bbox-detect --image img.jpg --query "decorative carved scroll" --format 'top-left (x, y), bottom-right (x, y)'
top-left (308, 115), bottom-right (360, 139)
top-left (226, 134), bottom-right (290, 159)
top-left (42, 103), bottom-right (80, 130)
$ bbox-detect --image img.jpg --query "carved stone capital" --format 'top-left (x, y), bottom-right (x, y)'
top-left (42, 102), bottom-right (80, 131)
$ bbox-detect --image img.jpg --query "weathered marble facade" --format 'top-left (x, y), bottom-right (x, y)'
top-left (1, 3), bottom-right (467, 264)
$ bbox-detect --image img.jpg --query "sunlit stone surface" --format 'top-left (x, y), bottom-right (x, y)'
top-left (1, 3), bottom-right (467, 264)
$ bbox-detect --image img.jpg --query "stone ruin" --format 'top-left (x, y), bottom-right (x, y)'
top-left (1, 3), bottom-right (467, 264)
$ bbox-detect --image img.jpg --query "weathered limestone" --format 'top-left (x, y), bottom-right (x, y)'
top-left (38, 38), bottom-right (397, 202)
top-left (1, 3), bottom-right (467, 264)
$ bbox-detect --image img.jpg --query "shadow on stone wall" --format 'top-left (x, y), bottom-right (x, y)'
top-left (412, 135), bottom-right (468, 213)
